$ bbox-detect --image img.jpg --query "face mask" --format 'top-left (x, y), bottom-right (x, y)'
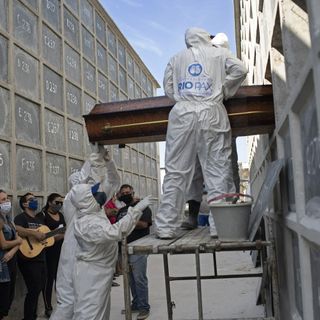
top-left (119, 194), bottom-right (133, 205)
top-left (0, 201), bottom-right (11, 214)
top-left (28, 199), bottom-right (38, 211)
top-left (93, 192), bottom-right (107, 207)
top-left (50, 204), bottom-right (62, 214)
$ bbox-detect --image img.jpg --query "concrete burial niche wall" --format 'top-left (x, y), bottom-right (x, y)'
top-left (42, 0), bottom-right (60, 31)
top-left (0, 0), bottom-right (160, 271)
top-left (0, 141), bottom-right (10, 190)
top-left (43, 66), bottom-right (63, 111)
top-left (13, 0), bottom-right (38, 52)
top-left (67, 119), bottom-right (83, 156)
top-left (15, 95), bottom-right (40, 145)
top-left (46, 153), bottom-right (67, 194)
top-left (66, 81), bottom-right (82, 117)
top-left (45, 109), bottom-right (66, 151)
top-left (0, 0), bottom-right (8, 31)
top-left (0, 86), bottom-right (10, 136)
top-left (0, 35), bottom-right (8, 82)
top-left (63, 8), bottom-right (79, 48)
top-left (65, 43), bottom-right (81, 84)
top-left (16, 146), bottom-right (42, 192)
top-left (42, 23), bottom-right (62, 71)
top-left (14, 46), bottom-right (39, 100)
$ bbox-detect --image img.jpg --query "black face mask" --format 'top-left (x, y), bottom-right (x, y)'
top-left (119, 194), bottom-right (133, 205)
top-left (50, 204), bottom-right (62, 214)
top-left (93, 192), bottom-right (107, 207)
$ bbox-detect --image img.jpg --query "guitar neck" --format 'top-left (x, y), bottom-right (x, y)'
top-left (44, 227), bottom-right (66, 240)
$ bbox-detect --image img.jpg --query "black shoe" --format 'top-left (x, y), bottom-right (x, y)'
top-left (121, 306), bottom-right (139, 314)
top-left (180, 221), bottom-right (197, 230)
top-left (112, 281), bottom-right (120, 287)
top-left (45, 308), bottom-right (52, 318)
top-left (137, 309), bottom-right (150, 319)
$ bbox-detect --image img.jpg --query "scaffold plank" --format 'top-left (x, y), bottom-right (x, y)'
top-left (127, 227), bottom-right (271, 255)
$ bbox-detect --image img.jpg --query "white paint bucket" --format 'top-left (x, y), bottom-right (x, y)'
top-left (209, 194), bottom-right (253, 241)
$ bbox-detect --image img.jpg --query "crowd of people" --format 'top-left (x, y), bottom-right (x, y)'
top-left (0, 147), bottom-right (153, 320)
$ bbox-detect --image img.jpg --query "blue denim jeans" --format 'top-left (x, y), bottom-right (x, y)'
top-left (198, 214), bottom-right (209, 226)
top-left (128, 255), bottom-right (150, 311)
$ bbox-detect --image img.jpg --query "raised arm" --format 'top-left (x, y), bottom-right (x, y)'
top-left (223, 53), bottom-right (248, 100)
top-left (163, 59), bottom-right (175, 99)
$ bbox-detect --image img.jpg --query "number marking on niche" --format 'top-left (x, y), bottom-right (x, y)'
top-left (17, 57), bottom-right (31, 74)
top-left (0, 153), bottom-right (4, 167)
top-left (44, 35), bottom-right (56, 49)
top-left (46, 80), bottom-right (57, 94)
top-left (47, 121), bottom-right (60, 134)
top-left (69, 129), bottom-right (79, 141)
top-left (22, 158), bottom-right (35, 171)
top-left (18, 107), bottom-right (32, 124)
top-left (17, 14), bottom-right (31, 34)
top-left (49, 162), bottom-right (60, 175)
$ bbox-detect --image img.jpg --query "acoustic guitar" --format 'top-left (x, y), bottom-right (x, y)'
top-left (19, 225), bottom-right (66, 258)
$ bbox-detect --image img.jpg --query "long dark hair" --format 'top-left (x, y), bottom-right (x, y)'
top-left (43, 193), bottom-right (62, 212)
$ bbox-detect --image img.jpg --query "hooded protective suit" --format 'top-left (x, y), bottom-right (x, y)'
top-left (50, 150), bottom-right (120, 320)
top-left (155, 27), bottom-right (247, 238)
top-left (71, 184), bottom-right (152, 320)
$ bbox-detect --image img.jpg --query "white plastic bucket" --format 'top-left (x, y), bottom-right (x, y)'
top-left (208, 194), bottom-right (253, 241)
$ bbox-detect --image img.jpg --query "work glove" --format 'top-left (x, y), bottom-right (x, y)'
top-left (96, 144), bottom-right (110, 162)
top-left (134, 195), bottom-right (156, 212)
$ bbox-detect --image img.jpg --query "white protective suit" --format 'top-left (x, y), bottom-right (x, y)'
top-left (50, 150), bottom-right (120, 320)
top-left (71, 184), bottom-right (152, 320)
top-left (186, 34), bottom-right (239, 204)
top-left (155, 27), bottom-right (247, 238)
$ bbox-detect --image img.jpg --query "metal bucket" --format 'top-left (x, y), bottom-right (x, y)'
top-left (209, 194), bottom-right (252, 241)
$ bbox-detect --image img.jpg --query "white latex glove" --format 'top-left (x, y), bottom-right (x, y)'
top-left (134, 195), bottom-right (156, 212)
top-left (96, 144), bottom-right (110, 162)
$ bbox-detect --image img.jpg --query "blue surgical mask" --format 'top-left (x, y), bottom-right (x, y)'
top-left (28, 199), bottom-right (38, 211)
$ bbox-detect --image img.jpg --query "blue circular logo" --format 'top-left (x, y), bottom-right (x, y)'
top-left (188, 63), bottom-right (202, 76)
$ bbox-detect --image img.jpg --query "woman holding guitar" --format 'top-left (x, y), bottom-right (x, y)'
top-left (38, 193), bottom-right (66, 318)
top-left (0, 189), bottom-right (23, 320)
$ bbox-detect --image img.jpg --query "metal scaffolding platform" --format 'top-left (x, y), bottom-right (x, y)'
top-left (121, 227), bottom-right (277, 320)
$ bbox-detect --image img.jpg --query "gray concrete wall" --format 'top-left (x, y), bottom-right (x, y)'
top-left (0, 0), bottom-right (160, 318)
top-left (235, 0), bottom-right (320, 318)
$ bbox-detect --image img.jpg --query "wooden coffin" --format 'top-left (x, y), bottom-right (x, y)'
top-left (84, 85), bottom-right (275, 145)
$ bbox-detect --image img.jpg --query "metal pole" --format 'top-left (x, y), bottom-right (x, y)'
top-left (163, 253), bottom-right (173, 320)
top-left (195, 248), bottom-right (203, 320)
top-left (121, 232), bottom-right (132, 320)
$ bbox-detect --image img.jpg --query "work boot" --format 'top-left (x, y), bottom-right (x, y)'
top-left (180, 200), bottom-right (200, 230)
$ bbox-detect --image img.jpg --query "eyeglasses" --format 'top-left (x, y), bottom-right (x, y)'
top-left (53, 201), bottom-right (63, 205)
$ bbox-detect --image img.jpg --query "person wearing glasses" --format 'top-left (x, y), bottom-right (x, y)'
top-left (38, 193), bottom-right (65, 317)
top-left (14, 193), bottom-right (46, 320)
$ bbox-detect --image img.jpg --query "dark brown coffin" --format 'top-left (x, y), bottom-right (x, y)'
top-left (84, 85), bottom-right (274, 145)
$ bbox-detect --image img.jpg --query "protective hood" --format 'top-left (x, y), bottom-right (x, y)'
top-left (185, 27), bottom-right (212, 48)
top-left (70, 184), bottom-right (101, 217)
top-left (68, 160), bottom-right (91, 188)
top-left (211, 33), bottom-right (230, 49)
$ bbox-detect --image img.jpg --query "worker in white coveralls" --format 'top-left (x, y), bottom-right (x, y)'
top-left (70, 183), bottom-right (154, 320)
top-left (182, 33), bottom-right (241, 236)
top-left (50, 146), bottom-right (120, 320)
top-left (155, 27), bottom-right (247, 239)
